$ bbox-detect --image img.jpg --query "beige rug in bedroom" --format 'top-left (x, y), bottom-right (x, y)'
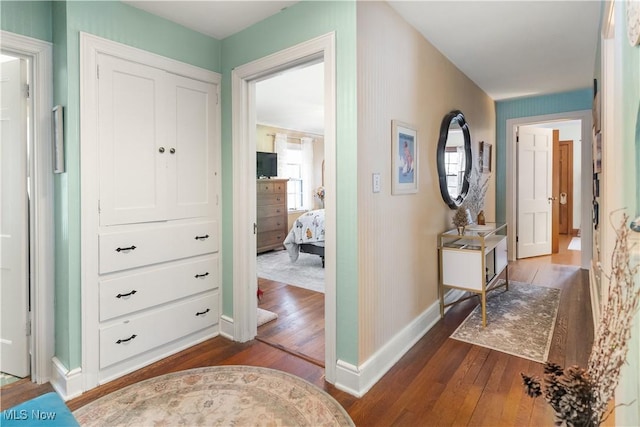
top-left (256, 250), bottom-right (324, 293)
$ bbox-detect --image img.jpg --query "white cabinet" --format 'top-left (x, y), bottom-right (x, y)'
top-left (82, 35), bottom-right (221, 389)
top-left (98, 55), bottom-right (217, 226)
top-left (438, 223), bottom-right (509, 327)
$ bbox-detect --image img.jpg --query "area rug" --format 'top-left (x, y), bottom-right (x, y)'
top-left (73, 365), bottom-right (353, 426)
top-left (450, 281), bottom-right (561, 363)
top-left (257, 250), bottom-right (324, 293)
top-left (257, 307), bottom-right (278, 327)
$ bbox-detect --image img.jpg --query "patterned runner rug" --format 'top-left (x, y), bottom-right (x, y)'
top-left (73, 365), bottom-right (354, 426)
top-left (450, 281), bottom-right (561, 363)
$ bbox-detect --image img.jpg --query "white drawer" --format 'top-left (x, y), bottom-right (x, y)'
top-left (99, 256), bottom-right (218, 321)
top-left (99, 292), bottom-right (218, 369)
top-left (99, 221), bottom-right (218, 274)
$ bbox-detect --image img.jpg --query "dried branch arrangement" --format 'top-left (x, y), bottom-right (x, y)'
top-left (522, 211), bottom-right (640, 426)
top-left (464, 158), bottom-right (490, 220)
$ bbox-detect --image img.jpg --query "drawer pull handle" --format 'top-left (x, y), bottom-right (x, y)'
top-left (195, 308), bottom-right (210, 316)
top-left (195, 272), bottom-right (209, 279)
top-left (116, 245), bottom-right (137, 253)
top-left (116, 334), bottom-right (137, 344)
top-left (194, 234), bottom-right (210, 241)
top-left (116, 290), bottom-right (137, 298)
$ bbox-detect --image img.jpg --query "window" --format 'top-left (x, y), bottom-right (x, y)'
top-left (284, 143), bottom-right (305, 210)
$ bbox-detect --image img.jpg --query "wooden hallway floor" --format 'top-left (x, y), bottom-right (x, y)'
top-left (1, 235), bottom-right (594, 426)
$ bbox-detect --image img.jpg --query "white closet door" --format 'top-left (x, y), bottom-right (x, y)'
top-left (165, 73), bottom-right (217, 220)
top-left (98, 54), bottom-right (167, 226)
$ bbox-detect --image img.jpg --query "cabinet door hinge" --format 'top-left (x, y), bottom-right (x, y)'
top-left (516, 236), bottom-right (519, 242)
top-left (97, 65), bottom-right (100, 79)
top-left (25, 83), bottom-right (30, 99)
top-left (26, 319), bottom-right (32, 336)
top-left (98, 199), bottom-right (101, 213)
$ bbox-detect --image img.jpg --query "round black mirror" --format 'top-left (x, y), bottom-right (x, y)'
top-left (437, 110), bottom-right (472, 209)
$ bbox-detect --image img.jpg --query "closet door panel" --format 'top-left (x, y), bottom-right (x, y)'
top-left (166, 74), bottom-right (217, 220)
top-left (98, 54), bottom-right (167, 226)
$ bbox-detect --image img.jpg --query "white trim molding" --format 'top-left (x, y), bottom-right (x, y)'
top-left (1, 30), bottom-right (55, 385)
top-left (231, 33), bottom-right (337, 383)
top-left (50, 357), bottom-right (83, 401)
top-left (334, 290), bottom-right (464, 397)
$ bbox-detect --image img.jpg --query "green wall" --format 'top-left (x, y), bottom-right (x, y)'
top-left (220, 0), bottom-right (359, 365)
top-left (494, 88), bottom-right (593, 222)
top-left (1, 1), bottom-right (52, 42)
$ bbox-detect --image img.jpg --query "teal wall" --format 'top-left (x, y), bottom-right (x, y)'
top-left (1, 1), bottom-right (52, 42)
top-left (494, 88), bottom-right (593, 222)
top-left (220, 1), bottom-right (359, 365)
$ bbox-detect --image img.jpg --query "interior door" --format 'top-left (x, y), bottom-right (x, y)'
top-left (558, 140), bottom-right (574, 235)
top-left (517, 126), bottom-right (555, 258)
top-left (0, 57), bottom-right (30, 378)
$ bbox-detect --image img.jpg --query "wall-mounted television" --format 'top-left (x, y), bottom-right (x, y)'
top-left (257, 151), bottom-right (278, 178)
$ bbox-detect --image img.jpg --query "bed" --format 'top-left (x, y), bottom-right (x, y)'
top-left (283, 209), bottom-right (325, 267)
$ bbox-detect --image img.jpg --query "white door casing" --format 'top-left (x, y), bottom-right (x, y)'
top-left (0, 30), bottom-right (54, 385)
top-left (0, 57), bottom-right (30, 378)
top-left (517, 126), bottom-right (553, 258)
top-left (231, 33), bottom-right (337, 383)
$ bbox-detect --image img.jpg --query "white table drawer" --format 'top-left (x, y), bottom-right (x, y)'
top-left (99, 292), bottom-right (218, 369)
top-left (99, 221), bottom-right (218, 274)
top-left (99, 256), bottom-right (218, 321)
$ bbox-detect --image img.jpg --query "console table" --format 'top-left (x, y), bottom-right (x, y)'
top-left (438, 222), bottom-right (509, 327)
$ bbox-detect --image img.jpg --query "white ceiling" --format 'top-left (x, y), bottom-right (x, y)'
top-left (124, 0), bottom-right (602, 133)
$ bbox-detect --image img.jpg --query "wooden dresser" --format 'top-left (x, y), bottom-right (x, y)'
top-left (257, 179), bottom-right (288, 253)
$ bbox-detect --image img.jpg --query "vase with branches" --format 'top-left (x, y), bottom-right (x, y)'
top-left (521, 211), bottom-right (640, 426)
top-left (465, 157), bottom-right (490, 223)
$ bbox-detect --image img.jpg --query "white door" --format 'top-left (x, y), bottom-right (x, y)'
top-left (165, 73), bottom-right (217, 220)
top-left (0, 57), bottom-right (30, 377)
top-left (98, 54), bottom-right (168, 226)
top-left (517, 126), bottom-right (553, 258)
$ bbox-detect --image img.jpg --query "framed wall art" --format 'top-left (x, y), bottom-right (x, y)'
top-left (391, 120), bottom-right (418, 194)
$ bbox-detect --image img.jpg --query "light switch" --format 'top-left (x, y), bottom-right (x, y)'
top-left (372, 173), bottom-right (381, 193)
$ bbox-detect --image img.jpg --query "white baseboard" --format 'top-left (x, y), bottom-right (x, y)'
top-left (333, 290), bottom-right (464, 397)
top-left (219, 314), bottom-right (234, 340)
top-left (50, 357), bottom-right (83, 401)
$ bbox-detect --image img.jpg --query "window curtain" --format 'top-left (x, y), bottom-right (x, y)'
top-left (301, 137), bottom-right (314, 209)
top-left (274, 133), bottom-right (288, 178)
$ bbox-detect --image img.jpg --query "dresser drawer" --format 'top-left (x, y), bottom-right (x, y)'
top-left (257, 205), bottom-right (286, 219)
top-left (257, 230), bottom-right (286, 249)
top-left (99, 292), bottom-right (218, 369)
top-left (99, 221), bottom-right (218, 274)
top-left (257, 193), bottom-right (286, 206)
top-left (257, 180), bottom-right (287, 193)
top-left (99, 256), bottom-right (218, 321)
top-left (257, 216), bottom-right (286, 233)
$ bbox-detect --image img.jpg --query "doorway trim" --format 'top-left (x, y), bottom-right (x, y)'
top-left (1, 30), bottom-right (55, 384)
top-left (506, 109), bottom-right (592, 270)
top-left (231, 32), bottom-right (337, 383)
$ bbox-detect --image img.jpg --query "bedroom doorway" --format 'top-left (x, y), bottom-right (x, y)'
top-left (254, 62), bottom-right (326, 365)
top-left (231, 33), bottom-right (337, 382)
